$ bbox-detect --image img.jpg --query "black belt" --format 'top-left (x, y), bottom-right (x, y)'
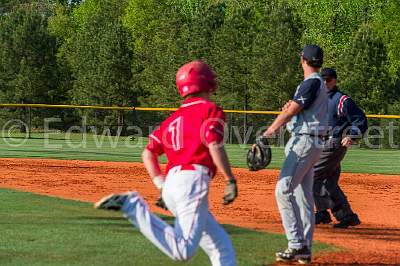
top-left (297, 133), bottom-right (329, 140)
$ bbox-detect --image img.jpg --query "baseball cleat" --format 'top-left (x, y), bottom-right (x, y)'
top-left (315, 210), bottom-right (332, 225)
top-left (276, 247), bottom-right (312, 264)
top-left (333, 213), bottom-right (361, 228)
top-left (94, 192), bottom-right (134, 211)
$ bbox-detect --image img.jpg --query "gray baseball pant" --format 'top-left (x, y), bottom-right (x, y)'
top-left (275, 135), bottom-right (323, 249)
top-left (313, 138), bottom-right (355, 221)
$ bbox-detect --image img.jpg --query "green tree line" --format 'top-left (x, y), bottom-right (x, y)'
top-left (0, 0), bottom-right (399, 137)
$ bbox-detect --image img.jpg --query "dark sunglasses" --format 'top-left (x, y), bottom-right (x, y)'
top-left (323, 77), bottom-right (334, 82)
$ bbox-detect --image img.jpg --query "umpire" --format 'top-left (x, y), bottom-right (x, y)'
top-left (313, 67), bottom-right (368, 228)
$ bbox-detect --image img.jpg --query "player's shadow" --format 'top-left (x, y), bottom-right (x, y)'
top-left (346, 227), bottom-right (400, 233)
top-left (72, 216), bottom-right (132, 228)
top-left (78, 216), bottom-right (126, 220)
top-left (222, 224), bottom-right (268, 235)
top-left (309, 263), bottom-right (400, 266)
top-left (337, 227), bottom-right (400, 242)
top-left (77, 216), bottom-right (259, 235)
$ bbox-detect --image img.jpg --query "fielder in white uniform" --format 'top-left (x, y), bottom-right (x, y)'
top-left (95, 60), bottom-right (238, 266)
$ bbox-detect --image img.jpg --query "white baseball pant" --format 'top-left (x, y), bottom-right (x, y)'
top-left (122, 164), bottom-right (237, 266)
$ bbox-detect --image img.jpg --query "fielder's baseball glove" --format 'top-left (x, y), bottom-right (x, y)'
top-left (247, 137), bottom-right (272, 171)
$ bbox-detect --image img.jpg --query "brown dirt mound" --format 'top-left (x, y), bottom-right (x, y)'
top-left (1, 158), bottom-right (399, 265)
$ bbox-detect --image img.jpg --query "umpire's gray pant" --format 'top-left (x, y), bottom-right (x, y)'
top-left (276, 135), bottom-right (323, 249)
top-left (313, 138), bottom-right (355, 220)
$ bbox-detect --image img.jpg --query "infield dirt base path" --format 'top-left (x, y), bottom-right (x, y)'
top-left (1, 158), bottom-right (399, 265)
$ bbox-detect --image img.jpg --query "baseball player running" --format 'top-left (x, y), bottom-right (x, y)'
top-left (314, 68), bottom-right (368, 228)
top-left (95, 60), bottom-right (238, 266)
top-left (264, 44), bottom-right (328, 264)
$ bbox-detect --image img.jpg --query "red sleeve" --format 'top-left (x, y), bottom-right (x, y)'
top-left (203, 105), bottom-right (226, 145)
top-left (146, 126), bottom-right (164, 155)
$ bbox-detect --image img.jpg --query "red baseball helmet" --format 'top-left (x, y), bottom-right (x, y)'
top-left (176, 60), bottom-right (217, 97)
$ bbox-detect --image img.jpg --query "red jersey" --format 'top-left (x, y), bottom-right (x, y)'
top-left (146, 97), bottom-right (225, 177)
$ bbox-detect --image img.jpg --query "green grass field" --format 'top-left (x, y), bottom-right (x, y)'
top-left (0, 189), bottom-right (333, 266)
top-left (0, 132), bottom-right (396, 265)
top-left (1, 132), bottom-right (399, 174)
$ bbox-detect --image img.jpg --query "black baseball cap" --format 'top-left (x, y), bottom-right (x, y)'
top-left (301, 44), bottom-right (323, 67)
top-left (321, 68), bottom-right (337, 79)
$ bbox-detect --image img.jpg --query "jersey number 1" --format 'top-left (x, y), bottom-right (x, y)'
top-left (168, 116), bottom-right (183, 151)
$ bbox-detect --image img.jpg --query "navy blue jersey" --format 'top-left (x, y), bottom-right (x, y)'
top-left (292, 78), bottom-right (321, 110)
top-left (327, 88), bottom-right (368, 138)
top-left (287, 73), bottom-right (328, 136)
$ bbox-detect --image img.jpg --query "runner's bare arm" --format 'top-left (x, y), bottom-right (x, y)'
top-left (142, 148), bottom-right (164, 190)
top-left (208, 142), bottom-right (235, 182)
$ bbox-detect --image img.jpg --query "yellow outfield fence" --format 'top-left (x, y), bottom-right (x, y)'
top-left (1, 103), bottom-right (399, 147)
top-left (0, 103), bottom-right (399, 118)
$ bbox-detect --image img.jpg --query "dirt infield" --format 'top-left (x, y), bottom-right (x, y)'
top-left (1, 158), bottom-right (399, 265)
